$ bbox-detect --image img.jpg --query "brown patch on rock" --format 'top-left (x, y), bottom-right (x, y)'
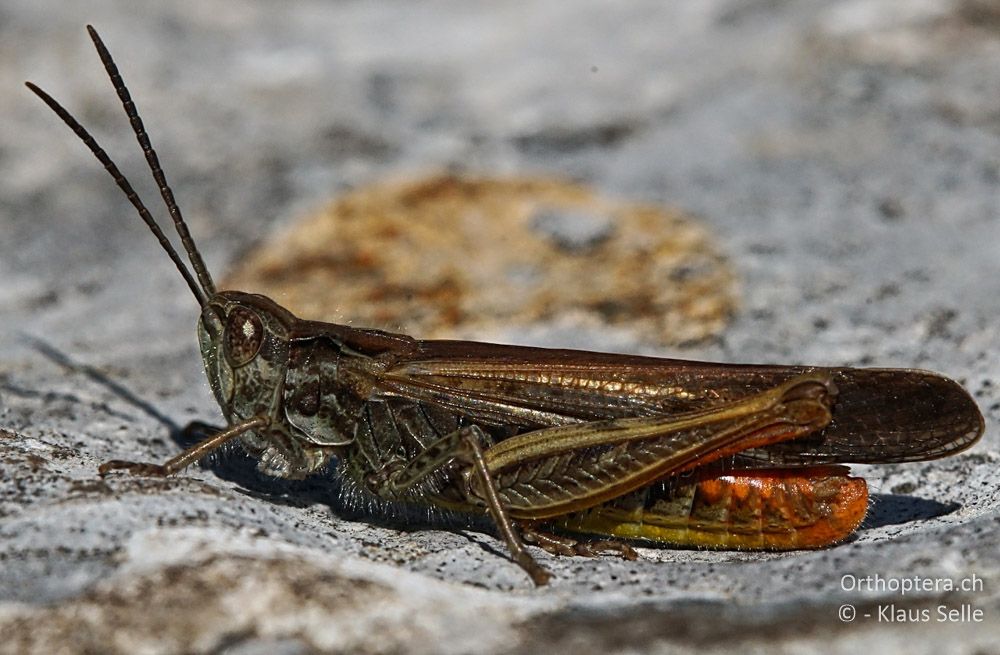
top-left (224, 175), bottom-right (736, 346)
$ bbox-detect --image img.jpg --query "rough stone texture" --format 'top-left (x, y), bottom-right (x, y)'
top-left (1, 1), bottom-right (999, 653)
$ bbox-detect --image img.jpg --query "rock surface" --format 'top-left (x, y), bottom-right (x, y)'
top-left (2, 1), bottom-right (999, 653)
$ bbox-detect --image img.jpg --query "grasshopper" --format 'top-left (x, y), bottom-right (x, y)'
top-left (27, 26), bottom-right (985, 585)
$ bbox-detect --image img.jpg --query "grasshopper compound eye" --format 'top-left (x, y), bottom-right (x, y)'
top-left (224, 307), bottom-right (264, 367)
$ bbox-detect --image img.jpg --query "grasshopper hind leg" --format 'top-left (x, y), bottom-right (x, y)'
top-left (458, 427), bottom-right (552, 585)
top-left (521, 526), bottom-right (639, 560)
top-left (363, 424), bottom-right (552, 585)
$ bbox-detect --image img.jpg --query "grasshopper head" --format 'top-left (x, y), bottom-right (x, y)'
top-left (198, 291), bottom-right (297, 422)
top-left (28, 27), bottom-right (338, 478)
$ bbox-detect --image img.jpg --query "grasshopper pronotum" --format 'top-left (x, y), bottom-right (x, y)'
top-left (27, 26), bottom-right (984, 585)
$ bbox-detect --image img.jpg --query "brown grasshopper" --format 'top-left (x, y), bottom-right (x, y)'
top-left (27, 26), bottom-right (985, 585)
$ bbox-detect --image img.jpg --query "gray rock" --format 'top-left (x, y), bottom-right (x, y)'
top-left (2, 1), bottom-right (999, 653)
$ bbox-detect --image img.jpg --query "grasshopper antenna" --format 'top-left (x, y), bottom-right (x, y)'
top-left (24, 82), bottom-right (208, 307)
top-left (85, 24), bottom-right (217, 298)
top-left (25, 28), bottom-right (211, 307)
top-left (25, 80), bottom-right (209, 307)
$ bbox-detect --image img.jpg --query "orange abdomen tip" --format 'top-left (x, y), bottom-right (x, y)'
top-left (557, 466), bottom-right (869, 550)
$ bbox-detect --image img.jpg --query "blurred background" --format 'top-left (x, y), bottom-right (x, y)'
top-left (4, 1), bottom-right (1000, 364)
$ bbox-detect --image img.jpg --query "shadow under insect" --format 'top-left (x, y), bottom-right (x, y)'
top-left (861, 493), bottom-right (960, 530)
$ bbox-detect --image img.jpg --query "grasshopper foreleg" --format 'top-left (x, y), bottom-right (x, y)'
top-left (98, 416), bottom-right (269, 477)
top-left (365, 424), bottom-right (552, 586)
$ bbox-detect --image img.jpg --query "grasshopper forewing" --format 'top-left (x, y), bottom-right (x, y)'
top-left (27, 26), bottom-right (985, 585)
